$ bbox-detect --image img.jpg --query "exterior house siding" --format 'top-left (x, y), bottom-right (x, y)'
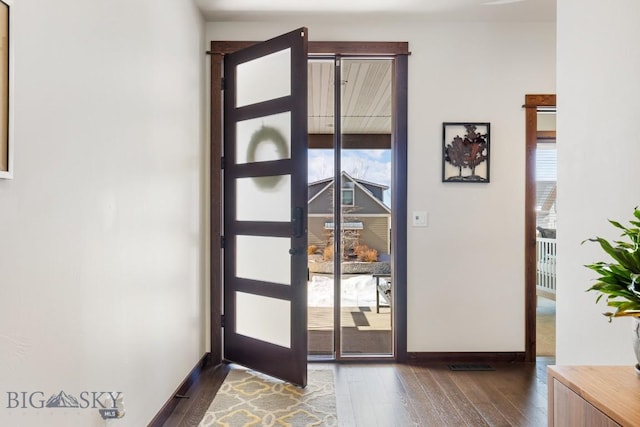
top-left (352, 215), bottom-right (388, 254)
top-left (308, 215), bottom-right (389, 255)
top-left (346, 186), bottom-right (386, 214)
top-left (308, 187), bottom-right (333, 214)
top-left (307, 172), bottom-right (391, 257)
top-left (308, 185), bottom-right (387, 215)
top-left (309, 216), bottom-right (331, 248)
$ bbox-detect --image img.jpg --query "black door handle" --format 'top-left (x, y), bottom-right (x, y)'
top-left (291, 207), bottom-right (304, 238)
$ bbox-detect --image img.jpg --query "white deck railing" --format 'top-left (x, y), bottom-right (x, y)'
top-left (537, 237), bottom-right (556, 297)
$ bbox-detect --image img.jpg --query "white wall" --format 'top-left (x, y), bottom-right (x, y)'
top-left (556, 0), bottom-right (640, 365)
top-left (207, 19), bottom-right (555, 352)
top-left (0, 1), bottom-right (206, 426)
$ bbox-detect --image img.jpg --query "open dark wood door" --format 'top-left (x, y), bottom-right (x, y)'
top-left (223, 28), bottom-right (308, 387)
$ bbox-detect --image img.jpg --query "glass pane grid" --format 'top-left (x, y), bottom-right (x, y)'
top-left (236, 291), bottom-right (291, 348)
top-left (236, 175), bottom-right (291, 222)
top-left (236, 235), bottom-right (291, 285)
top-left (236, 112), bottom-right (292, 165)
top-left (236, 48), bottom-right (291, 107)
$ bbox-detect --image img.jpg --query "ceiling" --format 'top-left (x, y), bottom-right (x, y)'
top-left (195, 0), bottom-right (556, 22)
top-left (309, 59), bottom-right (392, 135)
top-left (201, 0), bottom-right (555, 135)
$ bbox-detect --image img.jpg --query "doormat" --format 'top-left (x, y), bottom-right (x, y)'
top-left (448, 363), bottom-right (495, 371)
top-left (198, 368), bottom-right (337, 426)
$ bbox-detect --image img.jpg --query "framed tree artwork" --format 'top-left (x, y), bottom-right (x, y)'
top-left (442, 122), bottom-right (490, 183)
top-left (0, 0), bottom-right (11, 179)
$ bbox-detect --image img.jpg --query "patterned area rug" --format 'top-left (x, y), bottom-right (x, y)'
top-left (199, 368), bottom-right (337, 427)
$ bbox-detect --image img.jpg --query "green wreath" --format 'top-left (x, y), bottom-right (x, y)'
top-left (246, 126), bottom-right (288, 190)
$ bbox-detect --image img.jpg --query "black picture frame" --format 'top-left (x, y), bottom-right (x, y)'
top-left (442, 122), bottom-right (490, 183)
top-left (0, 0), bottom-right (11, 180)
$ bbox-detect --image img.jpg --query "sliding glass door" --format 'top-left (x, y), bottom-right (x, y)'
top-left (307, 57), bottom-right (394, 359)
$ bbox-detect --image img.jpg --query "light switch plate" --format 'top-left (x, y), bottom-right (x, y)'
top-left (412, 211), bottom-right (428, 227)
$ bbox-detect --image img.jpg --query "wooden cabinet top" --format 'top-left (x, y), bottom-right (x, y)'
top-left (548, 365), bottom-right (640, 426)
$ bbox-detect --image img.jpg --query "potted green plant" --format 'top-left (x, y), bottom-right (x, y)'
top-left (584, 207), bottom-right (640, 368)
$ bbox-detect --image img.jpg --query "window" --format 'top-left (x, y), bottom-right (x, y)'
top-left (341, 181), bottom-right (355, 206)
top-left (536, 142), bottom-right (556, 228)
top-left (341, 188), bottom-right (354, 206)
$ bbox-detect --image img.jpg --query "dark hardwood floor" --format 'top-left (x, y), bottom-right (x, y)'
top-left (157, 357), bottom-right (553, 426)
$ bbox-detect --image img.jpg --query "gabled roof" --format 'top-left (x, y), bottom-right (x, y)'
top-left (308, 171), bottom-right (389, 190)
top-left (308, 171), bottom-right (390, 214)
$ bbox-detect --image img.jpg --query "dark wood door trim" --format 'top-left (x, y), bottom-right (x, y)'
top-left (393, 54), bottom-right (408, 362)
top-left (524, 94), bottom-right (556, 362)
top-left (210, 53), bottom-right (223, 366)
top-left (210, 41), bottom-right (409, 365)
top-left (210, 41), bottom-right (410, 56)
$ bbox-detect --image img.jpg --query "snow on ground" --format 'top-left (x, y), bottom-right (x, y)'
top-left (308, 275), bottom-right (388, 307)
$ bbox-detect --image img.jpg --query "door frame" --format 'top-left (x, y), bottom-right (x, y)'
top-left (209, 41), bottom-right (410, 365)
top-left (523, 94), bottom-right (556, 362)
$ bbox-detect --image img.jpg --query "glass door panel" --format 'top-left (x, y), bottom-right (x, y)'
top-left (236, 112), bottom-right (292, 164)
top-left (307, 58), bottom-right (336, 358)
top-left (236, 175), bottom-right (291, 221)
top-left (236, 235), bottom-right (291, 285)
top-left (307, 56), bottom-right (396, 359)
top-left (535, 108), bottom-right (556, 357)
top-left (236, 292), bottom-right (291, 348)
top-left (236, 48), bottom-right (291, 108)
top-left (339, 58), bottom-right (393, 356)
